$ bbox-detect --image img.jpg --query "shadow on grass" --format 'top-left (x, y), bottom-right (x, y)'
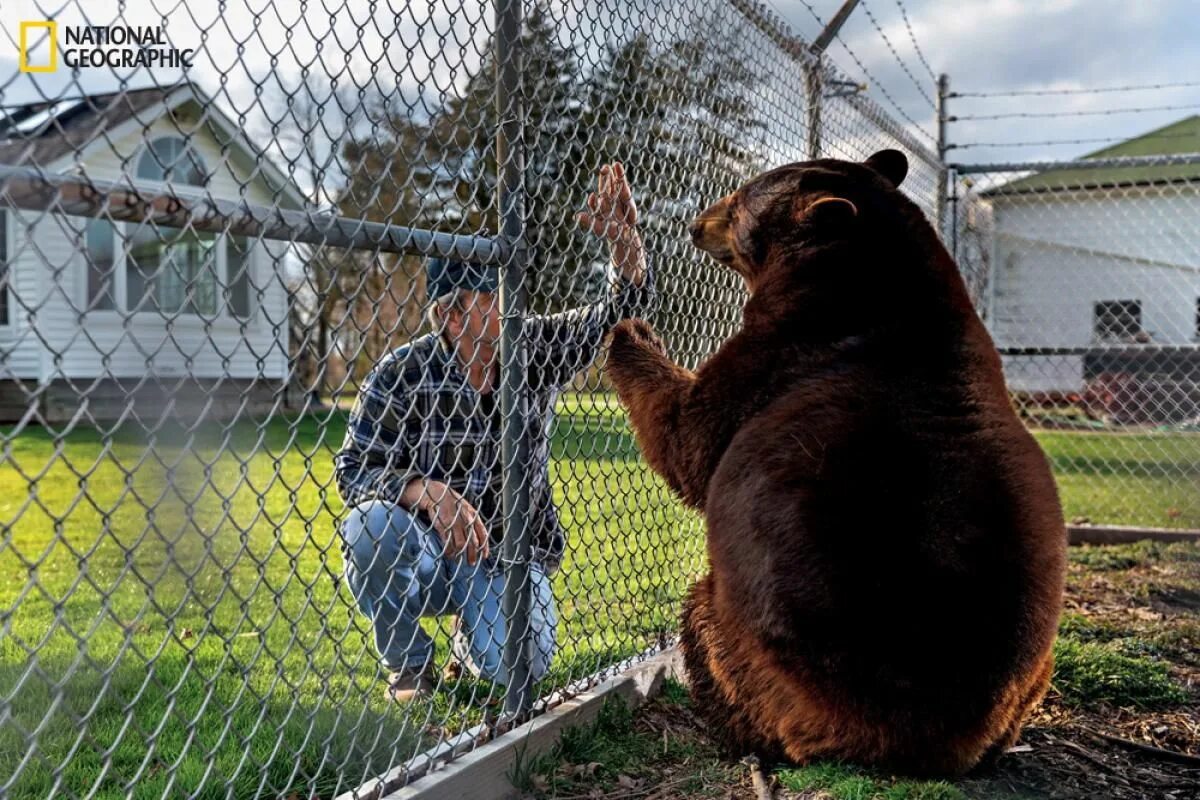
top-left (0, 647), bottom-right (422, 799)
top-left (0, 628), bottom-right (668, 800)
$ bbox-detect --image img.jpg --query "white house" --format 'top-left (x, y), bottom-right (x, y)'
top-left (0, 84), bottom-right (309, 423)
top-left (980, 115), bottom-right (1200, 421)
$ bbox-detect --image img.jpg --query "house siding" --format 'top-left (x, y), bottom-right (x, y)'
top-left (988, 189), bottom-right (1200, 393)
top-left (0, 207), bottom-right (49, 381)
top-left (3, 100), bottom-right (292, 390)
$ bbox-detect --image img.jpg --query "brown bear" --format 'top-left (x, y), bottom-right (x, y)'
top-left (604, 150), bottom-right (1066, 776)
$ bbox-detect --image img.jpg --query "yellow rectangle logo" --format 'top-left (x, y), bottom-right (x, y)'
top-left (19, 21), bottom-right (58, 73)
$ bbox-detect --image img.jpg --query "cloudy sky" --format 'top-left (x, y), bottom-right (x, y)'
top-left (2, 0), bottom-right (1199, 173)
top-left (785, 0), bottom-right (1200, 166)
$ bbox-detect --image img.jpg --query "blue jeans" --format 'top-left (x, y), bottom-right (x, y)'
top-left (340, 500), bottom-right (557, 684)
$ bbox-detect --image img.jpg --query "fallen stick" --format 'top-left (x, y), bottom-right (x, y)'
top-left (1086, 729), bottom-right (1200, 768)
top-left (741, 755), bottom-right (774, 800)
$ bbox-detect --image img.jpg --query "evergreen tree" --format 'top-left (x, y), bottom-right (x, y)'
top-left (583, 17), bottom-right (765, 367)
top-left (317, 2), bottom-right (768, 381)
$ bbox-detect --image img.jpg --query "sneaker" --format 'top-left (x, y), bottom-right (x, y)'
top-left (449, 615), bottom-right (483, 679)
top-left (385, 667), bottom-right (436, 703)
top-left (442, 658), bottom-right (464, 682)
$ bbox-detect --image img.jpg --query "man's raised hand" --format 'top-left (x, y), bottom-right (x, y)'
top-left (578, 161), bottom-right (645, 280)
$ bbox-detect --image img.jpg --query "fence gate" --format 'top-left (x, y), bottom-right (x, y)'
top-left (1, 1), bottom-right (947, 797)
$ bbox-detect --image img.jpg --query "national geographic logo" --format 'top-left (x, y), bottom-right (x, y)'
top-left (18, 22), bottom-right (194, 72)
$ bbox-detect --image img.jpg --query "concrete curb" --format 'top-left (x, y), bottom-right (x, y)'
top-left (380, 648), bottom-right (686, 800)
top-left (1068, 524), bottom-right (1200, 545)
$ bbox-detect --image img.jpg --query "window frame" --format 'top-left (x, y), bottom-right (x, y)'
top-left (1093, 299), bottom-right (1143, 343)
top-left (83, 216), bottom-right (119, 313)
top-left (135, 135), bottom-right (209, 188)
top-left (81, 220), bottom-right (259, 326)
top-left (0, 208), bottom-right (11, 328)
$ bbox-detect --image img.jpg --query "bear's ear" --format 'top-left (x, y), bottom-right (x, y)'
top-left (865, 149), bottom-right (908, 188)
top-left (795, 196), bottom-right (858, 225)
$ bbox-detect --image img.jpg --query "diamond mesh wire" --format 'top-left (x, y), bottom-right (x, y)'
top-left (3, 1), bottom-right (1188, 798)
top-left (952, 158), bottom-right (1200, 531)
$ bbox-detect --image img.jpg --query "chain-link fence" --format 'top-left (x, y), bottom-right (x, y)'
top-left (17, 2), bottom-right (1200, 799)
top-left (951, 149), bottom-right (1200, 531)
top-left (0, 1), bottom-right (949, 797)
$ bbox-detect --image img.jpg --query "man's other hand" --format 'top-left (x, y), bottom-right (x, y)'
top-left (415, 480), bottom-right (490, 565)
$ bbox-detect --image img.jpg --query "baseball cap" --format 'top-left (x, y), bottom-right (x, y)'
top-left (426, 257), bottom-right (499, 299)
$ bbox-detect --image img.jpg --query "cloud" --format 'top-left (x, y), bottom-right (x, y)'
top-left (4, 0), bottom-right (1198, 179)
top-left (769, 0), bottom-right (1200, 165)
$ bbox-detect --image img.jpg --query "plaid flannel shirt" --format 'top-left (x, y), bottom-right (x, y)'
top-left (334, 264), bottom-right (655, 571)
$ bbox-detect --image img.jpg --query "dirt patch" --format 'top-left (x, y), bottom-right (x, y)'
top-left (1150, 586), bottom-right (1200, 614)
top-left (523, 542), bottom-right (1200, 800)
top-left (959, 725), bottom-right (1200, 799)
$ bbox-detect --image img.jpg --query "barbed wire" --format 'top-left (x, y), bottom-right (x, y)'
top-left (951, 80), bottom-right (1200, 98)
top-left (952, 103), bottom-right (1200, 121)
top-left (858, 0), bottom-right (936, 110)
top-left (764, 0), bottom-right (938, 145)
top-left (770, 0), bottom-right (823, 30)
top-left (946, 131), bottom-right (1200, 150)
top-left (829, 43), bottom-right (938, 144)
top-left (894, 0), bottom-right (937, 84)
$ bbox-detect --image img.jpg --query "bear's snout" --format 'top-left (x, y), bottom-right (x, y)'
top-left (690, 195), bottom-right (735, 262)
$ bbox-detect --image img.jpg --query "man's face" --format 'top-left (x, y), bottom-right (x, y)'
top-left (448, 291), bottom-right (501, 354)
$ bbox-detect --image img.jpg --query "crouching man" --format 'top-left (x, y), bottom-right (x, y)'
top-left (334, 163), bottom-right (654, 701)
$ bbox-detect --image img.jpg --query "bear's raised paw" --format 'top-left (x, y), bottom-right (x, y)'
top-left (609, 318), bottom-right (667, 358)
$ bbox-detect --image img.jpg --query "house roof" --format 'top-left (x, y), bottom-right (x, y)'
top-left (0, 84), bottom-right (309, 209)
top-left (983, 115), bottom-right (1200, 197)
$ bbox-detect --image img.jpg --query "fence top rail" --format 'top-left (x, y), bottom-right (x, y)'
top-left (951, 152), bottom-right (1200, 175)
top-left (998, 345), bottom-right (1200, 357)
top-left (0, 164), bottom-right (510, 264)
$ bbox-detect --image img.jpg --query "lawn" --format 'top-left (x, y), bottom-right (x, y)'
top-left (1032, 429), bottom-right (1200, 529)
top-left (0, 396), bottom-right (702, 799)
top-left (0, 396), bottom-right (1195, 798)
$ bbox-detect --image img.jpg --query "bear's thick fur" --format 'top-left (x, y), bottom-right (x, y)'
top-left (605, 151), bottom-right (1066, 775)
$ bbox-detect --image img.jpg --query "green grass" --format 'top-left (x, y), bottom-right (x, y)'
top-left (1067, 539), bottom-right (1200, 571)
top-left (1032, 429), bottom-right (1200, 528)
top-left (1050, 636), bottom-right (1188, 710)
top-left (512, 680), bottom-right (734, 797)
top-left (0, 396), bottom-right (1196, 798)
top-left (775, 763), bottom-right (967, 800)
top-left (0, 396), bottom-right (702, 799)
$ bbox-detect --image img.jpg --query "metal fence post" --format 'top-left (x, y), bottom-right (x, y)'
top-left (935, 73), bottom-right (949, 240)
top-left (804, 0), bottom-right (862, 161)
top-left (495, 0), bottom-right (533, 719)
top-left (804, 59), bottom-right (822, 160)
top-left (948, 166), bottom-right (959, 262)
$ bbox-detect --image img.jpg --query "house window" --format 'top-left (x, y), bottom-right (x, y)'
top-left (127, 224), bottom-right (219, 315)
top-left (0, 209), bottom-right (8, 325)
top-left (1094, 300), bottom-right (1142, 342)
top-left (85, 218), bottom-right (116, 311)
top-left (85, 219), bottom-right (255, 320)
top-left (136, 136), bottom-right (207, 186)
top-left (227, 235), bottom-right (252, 319)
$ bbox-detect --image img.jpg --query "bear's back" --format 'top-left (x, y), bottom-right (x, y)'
top-left (705, 322), bottom-right (1064, 716)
